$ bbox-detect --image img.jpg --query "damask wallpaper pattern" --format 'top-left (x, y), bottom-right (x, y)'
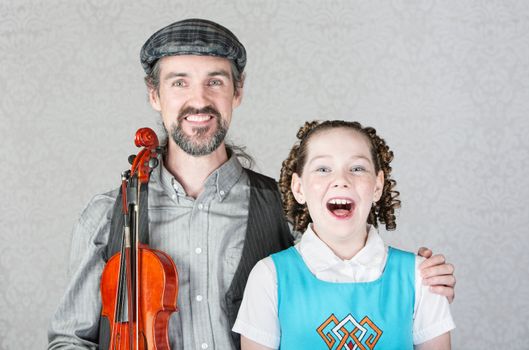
top-left (1, 0), bottom-right (528, 349)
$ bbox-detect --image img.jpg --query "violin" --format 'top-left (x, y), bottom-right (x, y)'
top-left (100, 128), bottom-right (179, 349)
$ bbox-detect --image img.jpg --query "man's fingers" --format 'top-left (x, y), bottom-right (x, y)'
top-left (421, 262), bottom-right (455, 279)
top-left (419, 254), bottom-right (446, 270)
top-left (422, 275), bottom-right (456, 288)
top-left (417, 247), bottom-right (433, 259)
top-left (418, 251), bottom-right (456, 303)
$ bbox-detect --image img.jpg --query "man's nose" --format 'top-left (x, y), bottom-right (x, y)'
top-left (188, 85), bottom-right (210, 106)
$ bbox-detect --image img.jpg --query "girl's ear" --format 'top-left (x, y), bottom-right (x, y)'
top-left (374, 170), bottom-right (384, 202)
top-left (291, 173), bottom-right (306, 204)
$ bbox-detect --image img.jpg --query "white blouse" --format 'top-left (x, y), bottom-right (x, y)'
top-left (233, 225), bottom-right (455, 348)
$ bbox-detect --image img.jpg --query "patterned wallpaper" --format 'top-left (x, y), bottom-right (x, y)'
top-left (1, 0), bottom-right (528, 348)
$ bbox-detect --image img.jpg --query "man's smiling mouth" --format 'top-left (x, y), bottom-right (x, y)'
top-left (185, 114), bottom-right (213, 122)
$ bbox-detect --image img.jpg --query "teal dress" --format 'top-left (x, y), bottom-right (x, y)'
top-left (272, 246), bottom-right (415, 350)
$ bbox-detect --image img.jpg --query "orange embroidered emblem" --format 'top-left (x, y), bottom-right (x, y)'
top-left (316, 313), bottom-right (382, 349)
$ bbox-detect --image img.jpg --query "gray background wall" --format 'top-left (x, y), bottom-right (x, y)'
top-left (1, 0), bottom-right (528, 349)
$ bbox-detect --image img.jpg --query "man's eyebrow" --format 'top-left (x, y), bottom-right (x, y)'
top-left (208, 70), bottom-right (231, 78)
top-left (161, 70), bottom-right (231, 80)
top-left (162, 72), bottom-right (188, 80)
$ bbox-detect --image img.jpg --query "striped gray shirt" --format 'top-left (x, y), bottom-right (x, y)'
top-left (48, 155), bottom-right (250, 350)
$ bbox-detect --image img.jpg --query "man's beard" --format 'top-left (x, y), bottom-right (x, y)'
top-left (169, 106), bottom-right (228, 156)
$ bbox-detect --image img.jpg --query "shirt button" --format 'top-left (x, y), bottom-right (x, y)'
top-left (171, 194), bottom-right (176, 200)
top-left (219, 190), bottom-right (225, 196)
top-left (196, 295), bottom-right (203, 302)
top-left (201, 343), bottom-right (208, 349)
top-left (195, 247), bottom-right (202, 254)
top-left (198, 203), bottom-right (203, 210)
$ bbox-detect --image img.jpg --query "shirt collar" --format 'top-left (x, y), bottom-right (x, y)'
top-left (154, 156), bottom-right (183, 202)
top-left (298, 224), bottom-right (386, 273)
top-left (204, 153), bottom-right (244, 201)
top-left (157, 153), bottom-right (243, 202)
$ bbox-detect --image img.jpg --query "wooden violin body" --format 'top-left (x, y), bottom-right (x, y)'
top-left (101, 244), bottom-right (178, 349)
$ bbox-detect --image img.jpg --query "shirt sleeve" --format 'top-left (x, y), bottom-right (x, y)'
top-left (47, 191), bottom-right (116, 350)
top-left (232, 257), bottom-right (280, 349)
top-left (413, 256), bottom-right (456, 344)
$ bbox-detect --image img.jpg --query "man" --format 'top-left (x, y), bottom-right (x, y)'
top-left (48, 18), bottom-right (455, 350)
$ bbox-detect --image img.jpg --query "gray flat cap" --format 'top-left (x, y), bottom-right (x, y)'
top-left (140, 18), bottom-right (246, 75)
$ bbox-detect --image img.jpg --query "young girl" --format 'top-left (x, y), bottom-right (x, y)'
top-left (233, 120), bottom-right (455, 350)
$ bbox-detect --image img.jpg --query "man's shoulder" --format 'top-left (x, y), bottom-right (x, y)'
top-left (243, 168), bottom-right (278, 188)
top-left (85, 187), bottom-right (120, 208)
top-left (77, 187), bottom-right (120, 228)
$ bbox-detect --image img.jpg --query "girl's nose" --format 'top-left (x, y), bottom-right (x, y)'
top-left (332, 171), bottom-right (350, 188)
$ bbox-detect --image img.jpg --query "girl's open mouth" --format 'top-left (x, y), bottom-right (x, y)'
top-left (326, 198), bottom-right (354, 218)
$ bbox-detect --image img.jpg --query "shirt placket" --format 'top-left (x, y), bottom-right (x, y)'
top-left (189, 190), bottom-right (213, 349)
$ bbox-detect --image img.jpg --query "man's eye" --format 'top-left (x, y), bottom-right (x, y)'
top-left (208, 79), bottom-right (222, 86)
top-left (172, 80), bottom-right (185, 87)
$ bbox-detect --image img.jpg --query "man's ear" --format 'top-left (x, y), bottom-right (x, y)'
top-left (149, 88), bottom-right (161, 112)
top-left (374, 170), bottom-right (384, 202)
top-left (232, 74), bottom-right (245, 108)
top-left (291, 173), bottom-right (305, 204)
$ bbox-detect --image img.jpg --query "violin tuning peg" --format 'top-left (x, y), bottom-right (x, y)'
top-left (128, 155), bottom-right (136, 165)
top-left (149, 158), bottom-right (159, 169)
top-left (121, 170), bottom-right (131, 180)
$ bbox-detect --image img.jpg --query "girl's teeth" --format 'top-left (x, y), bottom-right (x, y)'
top-left (329, 199), bottom-right (351, 204)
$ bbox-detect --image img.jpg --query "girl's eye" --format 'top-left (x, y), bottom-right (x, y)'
top-left (315, 167), bottom-right (331, 173)
top-left (351, 166), bottom-right (366, 172)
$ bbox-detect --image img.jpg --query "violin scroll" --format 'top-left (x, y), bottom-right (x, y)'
top-left (134, 127), bottom-right (159, 149)
top-left (130, 128), bottom-right (160, 184)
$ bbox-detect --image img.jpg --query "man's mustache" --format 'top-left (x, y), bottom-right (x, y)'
top-left (178, 106), bottom-right (221, 121)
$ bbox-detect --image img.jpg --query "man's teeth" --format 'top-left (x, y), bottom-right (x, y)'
top-left (328, 199), bottom-right (352, 205)
top-left (186, 115), bottom-right (211, 122)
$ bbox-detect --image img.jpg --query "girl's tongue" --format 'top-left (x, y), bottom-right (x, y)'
top-left (326, 199), bottom-right (354, 218)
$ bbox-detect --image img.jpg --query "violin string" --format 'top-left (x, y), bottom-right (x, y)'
top-left (135, 181), bottom-right (141, 349)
